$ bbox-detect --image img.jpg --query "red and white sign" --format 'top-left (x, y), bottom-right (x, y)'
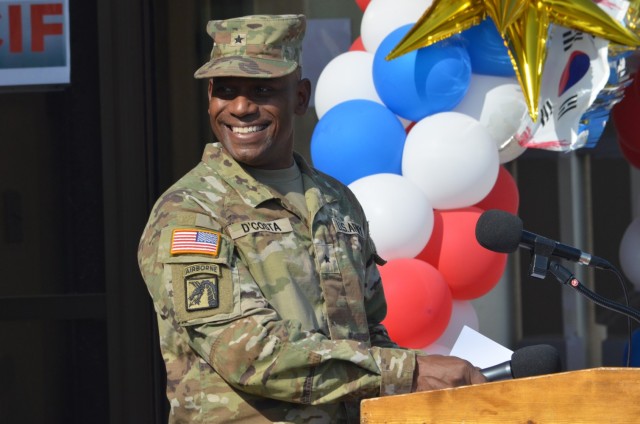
top-left (0, 0), bottom-right (70, 86)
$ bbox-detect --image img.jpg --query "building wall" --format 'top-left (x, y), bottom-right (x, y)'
top-left (0, 1), bottom-right (638, 422)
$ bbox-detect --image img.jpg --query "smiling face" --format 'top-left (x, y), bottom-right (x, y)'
top-left (208, 71), bottom-right (311, 169)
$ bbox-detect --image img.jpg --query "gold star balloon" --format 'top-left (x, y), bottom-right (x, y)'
top-left (609, 0), bottom-right (640, 56)
top-left (387, 0), bottom-right (640, 122)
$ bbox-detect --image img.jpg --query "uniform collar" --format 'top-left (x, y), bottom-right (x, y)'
top-left (201, 143), bottom-right (338, 208)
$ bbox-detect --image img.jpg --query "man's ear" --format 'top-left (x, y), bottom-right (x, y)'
top-left (295, 78), bottom-right (311, 115)
top-left (207, 79), bottom-right (213, 101)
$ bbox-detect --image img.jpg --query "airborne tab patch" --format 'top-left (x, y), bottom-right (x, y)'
top-left (171, 229), bottom-right (220, 257)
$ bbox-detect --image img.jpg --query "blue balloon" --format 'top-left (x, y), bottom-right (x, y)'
top-left (622, 329), bottom-right (640, 367)
top-left (460, 19), bottom-right (515, 77)
top-left (311, 100), bottom-right (406, 186)
top-left (373, 25), bottom-right (472, 122)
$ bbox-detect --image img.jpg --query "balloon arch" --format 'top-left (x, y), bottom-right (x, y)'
top-left (310, 0), bottom-right (640, 352)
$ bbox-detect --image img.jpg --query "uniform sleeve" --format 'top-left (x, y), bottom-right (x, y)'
top-left (363, 254), bottom-right (399, 349)
top-left (359, 236), bottom-right (420, 395)
top-left (139, 194), bottom-right (417, 406)
top-left (359, 220), bottom-right (397, 350)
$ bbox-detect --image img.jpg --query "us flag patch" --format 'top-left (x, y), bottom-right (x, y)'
top-left (170, 229), bottom-right (220, 257)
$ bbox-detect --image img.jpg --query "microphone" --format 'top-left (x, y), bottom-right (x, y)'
top-left (481, 344), bottom-right (562, 382)
top-left (475, 209), bottom-right (612, 270)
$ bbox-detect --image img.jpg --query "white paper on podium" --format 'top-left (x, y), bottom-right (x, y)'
top-left (449, 326), bottom-right (513, 369)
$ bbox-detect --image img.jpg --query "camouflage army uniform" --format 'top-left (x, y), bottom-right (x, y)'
top-left (138, 144), bottom-right (418, 423)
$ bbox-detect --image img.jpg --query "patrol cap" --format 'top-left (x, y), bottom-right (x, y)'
top-left (194, 14), bottom-right (306, 79)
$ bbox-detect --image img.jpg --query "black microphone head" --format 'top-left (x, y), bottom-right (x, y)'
top-left (475, 209), bottom-right (523, 253)
top-left (511, 344), bottom-right (562, 378)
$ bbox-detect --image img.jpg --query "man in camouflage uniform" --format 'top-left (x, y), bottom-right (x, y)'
top-left (138, 14), bottom-right (485, 423)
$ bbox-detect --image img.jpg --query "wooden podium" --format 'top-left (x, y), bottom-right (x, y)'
top-left (361, 367), bottom-right (640, 423)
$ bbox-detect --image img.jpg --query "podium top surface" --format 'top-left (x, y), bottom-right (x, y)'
top-left (361, 367), bottom-right (640, 423)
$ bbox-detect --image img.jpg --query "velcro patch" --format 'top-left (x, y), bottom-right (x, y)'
top-left (171, 262), bottom-right (236, 324)
top-left (171, 229), bottom-right (221, 257)
top-left (332, 217), bottom-right (364, 238)
top-left (186, 276), bottom-right (219, 311)
top-left (184, 260), bottom-right (221, 311)
top-left (228, 218), bottom-right (293, 239)
top-left (315, 243), bottom-right (340, 274)
top-left (231, 32), bottom-right (247, 46)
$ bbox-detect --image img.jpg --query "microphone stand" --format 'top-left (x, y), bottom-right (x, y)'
top-left (546, 260), bottom-right (640, 324)
top-left (528, 235), bottom-right (557, 279)
top-left (524, 233), bottom-right (639, 366)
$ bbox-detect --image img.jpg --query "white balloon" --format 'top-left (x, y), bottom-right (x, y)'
top-left (432, 300), bottom-right (479, 350)
top-left (454, 74), bottom-right (516, 120)
top-left (348, 173), bottom-right (434, 260)
top-left (454, 74), bottom-right (530, 164)
top-left (402, 112), bottom-right (500, 209)
top-left (619, 217), bottom-right (640, 291)
top-left (497, 134), bottom-right (528, 164)
top-left (314, 51), bottom-right (382, 120)
top-left (360, 0), bottom-right (433, 53)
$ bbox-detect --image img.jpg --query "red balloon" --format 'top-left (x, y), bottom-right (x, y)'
top-left (349, 36), bottom-right (366, 52)
top-left (355, 0), bottom-right (371, 12)
top-left (474, 165), bottom-right (519, 214)
top-left (379, 258), bottom-right (452, 348)
top-left (416, 207), bottom-right (508, 300)
top-left (612, 76), bottom-right (640, 147)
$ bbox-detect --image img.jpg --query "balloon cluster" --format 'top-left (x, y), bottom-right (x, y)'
top-left (612, 19), bottom-right (640, 294)
top-left (613, 72), bottom-right (640, 166)
top-left (383, 0), bottom-right (640, 151)
top-left (311, 0), bottom-right (521, 351)
top-left (581, 0), bottom-right (640, 148)
top-left (611, 2), bottom-right (640, 328)
top-left (611, 73), bottom-right (640, 291)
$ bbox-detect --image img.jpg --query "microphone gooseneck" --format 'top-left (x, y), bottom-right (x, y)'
top-left (475, 209), bottom-right (613, 271)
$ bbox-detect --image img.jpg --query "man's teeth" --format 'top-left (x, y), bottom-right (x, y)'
top-left (231, 125), bottom-right (266, 134)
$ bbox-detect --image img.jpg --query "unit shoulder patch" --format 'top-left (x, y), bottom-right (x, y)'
top-left (186, 276), bottom-right (219, 311)
top-left (171, 261), bottom-right (236, 323)
top-left (184, 264), bottom-right (221, 311)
